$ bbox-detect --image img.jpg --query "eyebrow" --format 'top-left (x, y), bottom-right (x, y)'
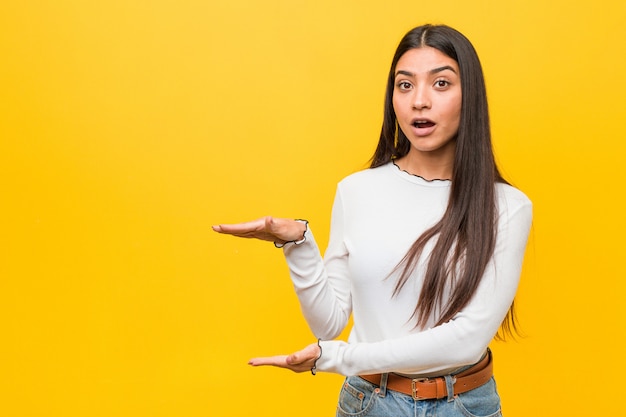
top-left (395, 65), bottom-right (458, 78)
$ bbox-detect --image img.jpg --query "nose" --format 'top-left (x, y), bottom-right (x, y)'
top-left (412, 85), bottom-right (431, 110)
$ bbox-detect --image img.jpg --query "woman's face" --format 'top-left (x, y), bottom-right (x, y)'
top-left (392, 47), bottom-right (462, 159)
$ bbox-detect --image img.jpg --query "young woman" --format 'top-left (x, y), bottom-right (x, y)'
top-left (213, 24), bottom-right (532, 417)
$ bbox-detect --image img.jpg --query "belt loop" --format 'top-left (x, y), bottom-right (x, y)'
top-left (378, 373), bottom-right (388, 397)
top-left (444, 374), bottom-right (456, 402)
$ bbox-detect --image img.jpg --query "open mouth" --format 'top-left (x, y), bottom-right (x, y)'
top-left (413, 120), bottom-right (435, 128)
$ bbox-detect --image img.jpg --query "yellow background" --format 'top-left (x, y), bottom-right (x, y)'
top-left (1, 1), bottom-right (625, 416)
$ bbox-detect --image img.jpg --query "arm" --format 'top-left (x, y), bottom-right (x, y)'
top-left (315, 197), bottom-right (533, 376)
top-left (282, 188), bottom-right (352, 340)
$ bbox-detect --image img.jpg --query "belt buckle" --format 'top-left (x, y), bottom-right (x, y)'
top-left (411, 378), bottom-right (428, 400)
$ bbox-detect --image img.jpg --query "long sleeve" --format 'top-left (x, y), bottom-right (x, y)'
top-left (283, 188), bottom-right (352, 340)
top-left (282, 163), bottom-right (533, 377)
top-left (316, 195), bottom-right (532, 376)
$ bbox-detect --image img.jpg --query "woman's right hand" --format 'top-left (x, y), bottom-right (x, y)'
top-left (212, 216), bottom-right (307, 246)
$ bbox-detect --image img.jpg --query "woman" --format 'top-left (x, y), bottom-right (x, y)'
top-left (213, 24), bottom-right (532, 417)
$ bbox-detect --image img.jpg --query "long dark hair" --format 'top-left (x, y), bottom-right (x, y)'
top-left (371, 24), bottom-right (517, 339)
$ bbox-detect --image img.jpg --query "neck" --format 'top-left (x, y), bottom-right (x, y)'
top-left (395, 151), bottom-right (454, 181)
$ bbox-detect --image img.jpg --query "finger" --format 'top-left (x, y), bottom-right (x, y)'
top-left (248, 355), bottom-right (289, 367)
top-left (211, 225), bottom-right (253, 238)
top-left (212, 222), bottom-right (256, 233)
top-left (212, 219), bottom-right (265, 235)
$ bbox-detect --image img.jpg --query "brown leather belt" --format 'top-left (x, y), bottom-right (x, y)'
top-left (359, 350), bottom-right (493, 400)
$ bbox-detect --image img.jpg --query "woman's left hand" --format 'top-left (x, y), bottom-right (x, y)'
top-left (248, 342), bottom-right (321, 373)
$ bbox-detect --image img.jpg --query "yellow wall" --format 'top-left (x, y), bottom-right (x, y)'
top-left (1, 1), bottom-right (625, 416)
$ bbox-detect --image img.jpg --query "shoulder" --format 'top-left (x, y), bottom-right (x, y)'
top-left (496, 182), bottom-right (531, 205)
top-left (496, 182), bottom-right (533, 218)
top-left (337, 163), bottom-right (392, 189)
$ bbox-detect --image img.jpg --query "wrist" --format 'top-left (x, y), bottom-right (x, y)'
top-left (274, 219), bottom-right (308, 248)
top-left (311, 338), bottom-right (322, 375)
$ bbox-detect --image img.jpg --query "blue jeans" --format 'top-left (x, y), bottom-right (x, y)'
top-left (336, 374), bottom-right (502, 417)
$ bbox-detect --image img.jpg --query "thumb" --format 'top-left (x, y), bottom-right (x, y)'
top-left (264, 216), bottom-right (275, 230)
top-left (286, 352), bottom-right (302, 365)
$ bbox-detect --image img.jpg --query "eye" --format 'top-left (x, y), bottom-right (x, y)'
top-left (434, 79), bottom-right (450, 89)
top-left (396, 81), bottom-right (413, 91)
